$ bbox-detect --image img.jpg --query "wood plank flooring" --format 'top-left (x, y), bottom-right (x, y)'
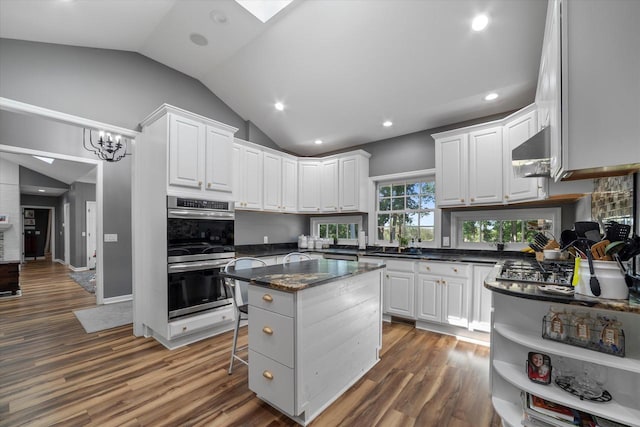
top-left (0, 260), bottom-right (501, 426)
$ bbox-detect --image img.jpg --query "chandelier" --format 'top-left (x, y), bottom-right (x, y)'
top-left (83, 128), bottom-right (129, 162)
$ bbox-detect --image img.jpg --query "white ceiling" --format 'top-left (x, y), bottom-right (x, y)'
top-left (0, 0), bottom-right (547, 156)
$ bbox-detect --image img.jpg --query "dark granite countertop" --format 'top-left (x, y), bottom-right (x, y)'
top-left (484, 264), bottom-right (640, 314)
top-left (235, 243), bottom-right (534, 264)
top-left (220, 258), bottom-right (384, 292)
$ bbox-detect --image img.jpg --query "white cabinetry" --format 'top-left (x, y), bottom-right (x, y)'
top-left (490, 291), bottom-right (640, 427)
top-left (298, 160), bottom-right (321, 212)
top-left (383, 259), bottom-right (416, 319)
top-left (415, 261), bottom-right (469, 328)
top-left (338, 153), bottom-right (370, 212)
top-left (164, 109), bottom-right (237, 198)
top-left (435, 134), bottom-right (467, 207)
top-left (263, 151), bottom-right (297, 212)
top-left (502, 106), bottom-right (545, 202)
top-left (320, 159), bottom-right (339, 212)
top-left (233, 140), bottom-right (263, 210)
top-left (468, 126), bottom-right (503, 205)
top-left (469, 264), bottom-right (494, 332)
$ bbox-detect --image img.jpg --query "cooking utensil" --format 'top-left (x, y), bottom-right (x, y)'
top-left (590, 240), bottom-right (610, 261)
top-left (604, 222), bottom-right (632, 242)
top-left (618, 235), bottom-right (640, 262)
top-left (533, 232), bottom-right (549, 250)
top-left (584, 229), bottom-right (602, 243)
top-left (560, 229), bottom-right (578, 248)
top-left (586, 250), bottom-right (601, 297)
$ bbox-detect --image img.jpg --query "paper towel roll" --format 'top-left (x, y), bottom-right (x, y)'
top-left (358, 231), bottom-right (366, 249)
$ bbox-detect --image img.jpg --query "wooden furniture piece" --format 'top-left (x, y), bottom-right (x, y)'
top-left (221, 258), bottom-right (384, 426)
top-left (0, 261), bottom-right (20, 295)
top-left (223, 257), bottom-right (268, 374)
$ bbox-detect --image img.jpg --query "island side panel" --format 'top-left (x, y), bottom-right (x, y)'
top-left (295, 269), bottom-right (383, 421)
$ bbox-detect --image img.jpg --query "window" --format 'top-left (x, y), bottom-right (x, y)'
top-left (452, 208), bottom-right (560, 249)
top-left (376, 177), bottom-right (436, 245)
top-left (311, 216), bottom-right (362, 244)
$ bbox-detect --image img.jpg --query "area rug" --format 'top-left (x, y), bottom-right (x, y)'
top-left (69, 270), bottom-right (96, 294)
top-left (73, 300), bottom-right (133, 333)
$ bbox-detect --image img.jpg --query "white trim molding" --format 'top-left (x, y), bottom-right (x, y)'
top-left (310, 215), bottom-right (363, 245)
top-left (103, 294), bottom-right (133, 305)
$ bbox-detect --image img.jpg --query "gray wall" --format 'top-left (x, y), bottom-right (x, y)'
top-left (20, 167), bottom-right (69, 190)
top-left (0, 38), bottom-right (277, 298)
top-left (246, 121), bottom-right (280, 151)
top-left (235, 211), bottom-right (309, 245)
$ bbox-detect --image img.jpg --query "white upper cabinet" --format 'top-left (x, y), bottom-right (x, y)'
top-left (468, 126), bottom-right (503, 205)
top-left (338, 153), bottom-right (370, 212)
top-left (503, 106), bottom-right (544, 202)
top-left (298, 160), bottom-right (321, 212)
top-left (263, 151), bottom-right (298, 212)
top-left (320, 159), bottom-right (339, 212)
top-left (435, 134), bottom-right (467, 207)
top-left (141, 105), bottom-right (238, 200)
top-left (233, 141), bottom-right (263, 210)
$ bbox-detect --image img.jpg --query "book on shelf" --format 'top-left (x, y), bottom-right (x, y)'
top-left (526, 394), bottom-right (596, 426)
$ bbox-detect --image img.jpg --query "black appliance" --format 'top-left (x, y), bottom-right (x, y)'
top-left (167, 196), bottom-right (235, 320)
top-left (496, 260), bottom-right (573, 286)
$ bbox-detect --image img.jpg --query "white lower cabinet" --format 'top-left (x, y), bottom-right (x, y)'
top-left (470, 264), bottom-right (494, 332)
top-left (416, 261), bottom-right (469, 328)
top-left (383, 259), bottom-right (416, 319)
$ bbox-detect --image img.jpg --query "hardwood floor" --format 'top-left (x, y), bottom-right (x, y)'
top-left (0, 260), bottom-right (501, 427)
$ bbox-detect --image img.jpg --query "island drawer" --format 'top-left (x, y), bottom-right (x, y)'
top-left (384, 259), bottom-right (415, 272)
top-left (418, 261), bottom-right (469, 278)
top-left (167, 306), bottom-right (234, 339)
top-left (249, 306), bottom-right (294, 368)
top-left (249, 350), bottom-right (294, 415)
top-left (248, 285), bottom-right (294, 317)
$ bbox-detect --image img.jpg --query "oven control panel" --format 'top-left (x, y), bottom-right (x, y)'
top-left (169, 196), bottom-right (231, 211)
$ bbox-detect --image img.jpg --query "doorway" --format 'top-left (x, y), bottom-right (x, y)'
top-left (21, 206), bottom-right (55, 262)
top-left (86, 201), bottom-right (97, 269)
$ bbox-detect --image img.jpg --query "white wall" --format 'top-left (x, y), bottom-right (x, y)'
top-left (0, 158), bottom-right (21, 261)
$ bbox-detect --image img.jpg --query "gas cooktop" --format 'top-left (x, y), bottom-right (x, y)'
top-left (496, 260), bottom-right (574, 286)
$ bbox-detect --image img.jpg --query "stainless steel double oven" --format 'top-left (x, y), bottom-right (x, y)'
top-left (167, 196), bottom-right (235, 320)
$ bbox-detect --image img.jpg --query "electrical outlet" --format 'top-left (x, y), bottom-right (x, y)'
top-left (442, 236), bottom-right (450, 247)
top-left (263, 236), bottom-right (268, 244)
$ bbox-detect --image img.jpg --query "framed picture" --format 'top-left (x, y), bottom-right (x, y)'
top-left (24, 209), bottom-right (34, 219)
top-left (0, 214), bottom-right (8, 223)
top-left (527, 352), bottom-right (552, 384)
top-left (24, 218), bottom-right (35, 226)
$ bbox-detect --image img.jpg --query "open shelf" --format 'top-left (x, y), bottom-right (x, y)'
top-left (493, 360), bottom-right (640, 426)
top-left (493, 322), bottom-right (640, 373)
top-left (492, 396), bottom-right (522, 427)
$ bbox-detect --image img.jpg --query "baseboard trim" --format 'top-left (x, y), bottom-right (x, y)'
top-left (103, 294), bottom-right (132, 304)
top-left (68, 265), bottom-right (91, 272)
top-left (54, 259), bottom-right (66, 265)
top-left (415, 320), bottom-right (490, 346)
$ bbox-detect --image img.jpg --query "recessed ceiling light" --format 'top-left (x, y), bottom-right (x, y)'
top-left (472, 14), bottom-right (489, 31)
top-left (33, 155), bottom-right (54, 164)
top-left (314, 139), bottom-right (323, 145)
top-left (38, 189), bottom-right (46, 193)
top-left (274, 102), bottom-right (284, 111)
top-left (235, 0), bottom-right (293, 23)
top-left (210, 10), bottom-right (228, 24)
top-left (484, 92), bottom-right (499, 101)
top-left (383, 121), bottom-right (393, 127)
top-left (189, 33), bottom-right (208, 46)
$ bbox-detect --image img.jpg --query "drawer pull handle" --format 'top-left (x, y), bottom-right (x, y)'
top-left (263, 370), bottom-right (274, 380)
top-left (262, 326), bottom-right (273, 335)
top-left (453, 268), bottom-right (458, 273)
top-left (262, 294), bottom-right (273, 302)
top-left (426, 266), bottom-right (430, 271)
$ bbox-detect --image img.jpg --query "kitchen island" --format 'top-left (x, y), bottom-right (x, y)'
top-left (221, 259), bottom-right (385, 426)
top-left (484, 265), bottom-right (640, 427)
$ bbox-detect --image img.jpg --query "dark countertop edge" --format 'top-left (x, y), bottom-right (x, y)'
top-left (221, 260), bottom-right (385, 293)
top-left (483, 266), bottom-right (640, 314)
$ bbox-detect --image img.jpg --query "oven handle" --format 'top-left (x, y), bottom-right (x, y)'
top-left (168, 209), bottom-right (235, 220)
top-left (168, 260), bottom-right (229, 273)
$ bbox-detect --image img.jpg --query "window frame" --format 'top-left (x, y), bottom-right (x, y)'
top-left (451, 207), bottom-right (562, 250)
top-left (368, 169), bottom-right (439, 248)
top-left (310, 215), bottom-right (363, 245)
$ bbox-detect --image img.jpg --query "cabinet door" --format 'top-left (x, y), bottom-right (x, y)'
top-left (384, 271), bottom-right (415, 318)
top-left (204, 126), bottom-right (233, 193)
top-left (470, 264), bottom-right (494, 333)
top-left (281, 157), bottom-right (298, 212)
top-left (468, 127), bottom-right (503, 205)
top-left (263, 152), bottom-right (282, 211)
top-left (242, 146), bottom-right (263, 210)
top-left (339, 156), bottom-right (359, 211)
top-left (416, 274), bottom-right (441, 322)
top-left (232, 143), bottom-right (244, 209)
top-left (503, 111), bottom-right (541, 202)
top-left (298, 161), bottom-right (321, 212)
top-left (441, 277), bottom-right (468, 328)
top-left (320, 159), bottom-right (339, 212)
top-left (435, 134), bottom-right (467, 206)
top-left (168, 114), bottom-right (204, 189)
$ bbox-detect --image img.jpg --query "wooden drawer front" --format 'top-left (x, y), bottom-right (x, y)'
top-left (383, 259), bottom-right (415, 273)
top-left (168, 306), bottom-right (234, 338)
top-left (249, 350), bottom-right (294, 415)
top-left (0, 263), bottom-right (19, 274)
top-left (249, 306), bottom-right (294, 368)
top-left (419, 261), bottom-right (469, 278)
top-left (248, 285), bottom-right (294, 317)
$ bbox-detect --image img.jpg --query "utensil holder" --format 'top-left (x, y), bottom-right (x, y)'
top-left (542, 317), bottom-right (625, 357)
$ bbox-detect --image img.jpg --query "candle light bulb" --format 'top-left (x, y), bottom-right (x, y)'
top-left (99, 131), bottom-right (105, 141)
top-left (106, 133), bottom-right (112, 142)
